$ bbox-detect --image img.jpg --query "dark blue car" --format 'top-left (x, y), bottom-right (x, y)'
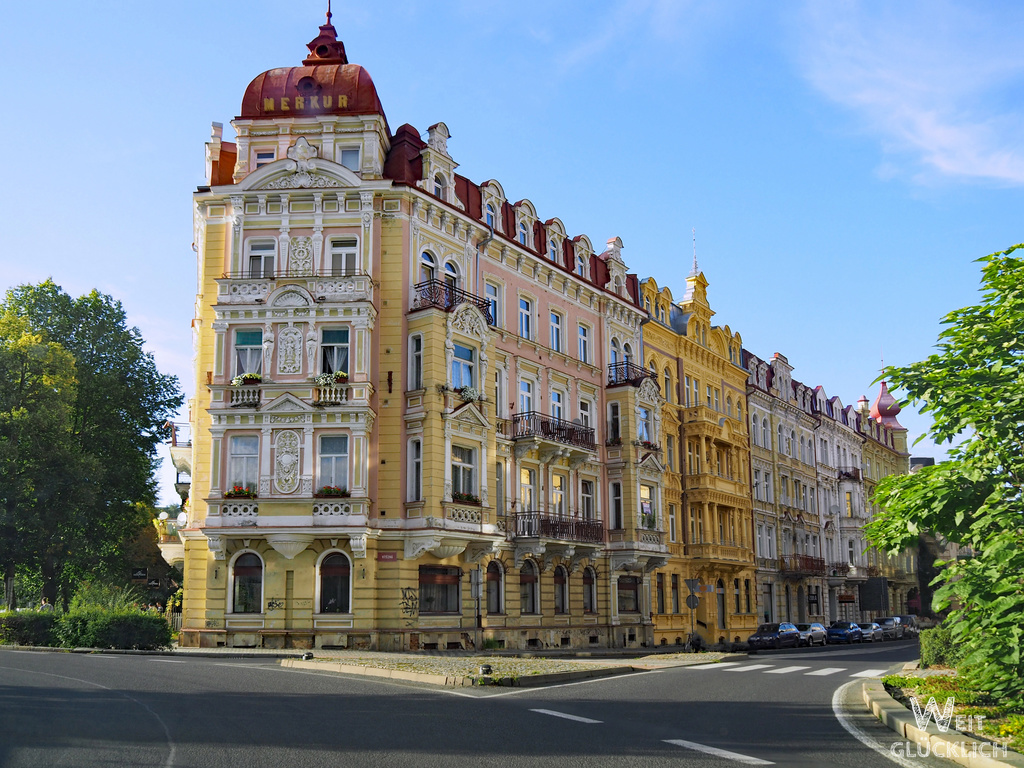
top-left (826, 621), bottom-right (864, 644)
top-left (747, 622), bottom-right (800, 651)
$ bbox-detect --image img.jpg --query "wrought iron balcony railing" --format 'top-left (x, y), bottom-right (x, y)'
top-left (412, 280), bottom-right (493, 323)
top-left (607, 361), bottom-right (654, 387)
top-left (511, 411), bottom-right (596, 450)
top-left (513, 511), bottom-right (604, 544)
top-left (779, 554), bottom-right (827, 576)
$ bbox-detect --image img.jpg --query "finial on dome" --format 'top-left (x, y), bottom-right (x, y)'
top-left (327, 0), bottom-right (332, 23)
top-left (691, 227), bottom-right (699, 276)
top-left (304, 3), bottom-right (348, 65)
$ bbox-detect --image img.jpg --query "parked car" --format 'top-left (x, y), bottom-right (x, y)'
top-left (857, 622), bottom-right (884, 642)
top-left (795, 622), bottom-right (828, 646)
top-left (897, 615), bottom-right (920, 637)
top-left (826, 621), bottom-right (864, 644)
top-left (747, 622), bottom-right (801, 651)
top-left (877, 617), bottom-right (905, 640)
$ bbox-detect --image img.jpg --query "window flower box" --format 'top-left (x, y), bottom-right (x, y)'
top-left (315, 485), bottom-right (350, 498)
top-left (451, 492), bottom-right (481, 505)
top-left (231, 373), bottom-right (262, 386)
top-left (457, 386), bottom-right (480, 402)
top-left (636, 440), bottom-right (662, 452)
top-left (224, 485), bottom-right (257, 499)
top-left (314, 371), bottom-right (349, 386)
top-left (605, 437), bottom-right (622, 447)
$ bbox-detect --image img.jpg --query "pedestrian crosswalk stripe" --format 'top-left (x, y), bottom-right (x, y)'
top-left (850, 669), bottom-right (889, 678)
top-left (685, 662), bottom-right (743, 670)
top-left (726, 664), bottom-right (775, 672)
top-left (805, 667), bottom-right (847, 676)
top-left (764, 666), bottom-right (811, 674)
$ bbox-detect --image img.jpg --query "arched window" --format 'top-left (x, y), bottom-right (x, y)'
top-left (553, 565), bottom-right (568, 614)
top-left (737, 401), bottom-right (742, 420)
top-left (751, 414), bottom-right (759, 446)
top-left (549, 239), bottom-right (558, 261)
top-left (444, 261), bottom-right (459, 288)
top-left (433, 173), bottom-right (446, 199)
top-left (623, 343), bottom-right (633, 365)
top-left (419, 251), bottom-right (436, 283)
top-left (762, 418), bottom-right (770, 449)
top-left (610, 339), bottom-right (620, 366)
top-left (319, 552), bottom-right (351, 613)
top-left (485, 204), bottom-right (495, 228)
top-left (726, 396), bottom-right (733, 417)
top-left (583, 567), bottom-right (597, 613)
top-left (664, 369), bottom-right (672, 404)
top-left (232, 552), bottom-right (263, 614)
top-left (520, 560), bottom-right (538, 614)
top-left (486, 560), bottom-right (503, 614)
top-left (790, 430), bottom-right (796, 457)
top-left (519, 222), bottom-right (528, 245)
top-left (575, 255), bottom-right (586, 277)
top-left (778, 424), bottom-right (784, 453)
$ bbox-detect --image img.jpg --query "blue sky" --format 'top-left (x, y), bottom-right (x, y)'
top-left (2, 1), bottom-right (1022, 504)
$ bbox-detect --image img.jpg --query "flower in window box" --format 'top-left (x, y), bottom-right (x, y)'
top-left (641, 440), bottom-right (661, 451)
top-left (315, 485), bottom-right (350, 498)
top-left (314, 371), bottom-right (349, 387)
top-left (224, 485), bottom-right (257, 499)
top-left (605, 437), bottom-right (622, 447)
top-left (451, 491), bottom-right (481, 505)
top-left (457, 386), bottom-right (479, 403)
top-left (231, 372), bottom-right (262, 386)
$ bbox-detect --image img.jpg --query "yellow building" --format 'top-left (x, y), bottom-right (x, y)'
top-left (640, 268), bottom-right (757, 647)
top-left (175, 16), bottom-right (667, 650)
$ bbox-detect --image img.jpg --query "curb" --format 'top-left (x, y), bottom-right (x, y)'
top-left (1, 644), bottom-right (301, 660)
top-left (861, 679), bottom-right (1024, 767)
top-left (281, 658), bottom-right (638, 687)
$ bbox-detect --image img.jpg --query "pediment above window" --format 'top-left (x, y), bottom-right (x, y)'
top-left (262, 393), bottom-right (314, 413)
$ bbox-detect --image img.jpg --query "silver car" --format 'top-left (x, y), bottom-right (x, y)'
top-left (795, 622), bottom-right (828, 646)
top-left (877, 617), bottom-right (905, 640)
top-left (857, 622), bottom-right (884, 642)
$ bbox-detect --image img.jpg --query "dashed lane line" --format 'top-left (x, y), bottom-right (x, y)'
top-left (665, 739), bottom-right (775, 765)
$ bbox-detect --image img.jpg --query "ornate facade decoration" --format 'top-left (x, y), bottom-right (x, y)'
top-left (274, 430), bottom-right (300, 494)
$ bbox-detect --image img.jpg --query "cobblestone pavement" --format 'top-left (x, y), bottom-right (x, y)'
top-left (170, 646), bottom-right (732, 679)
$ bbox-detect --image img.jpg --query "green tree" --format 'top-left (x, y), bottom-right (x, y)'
top-left (866, 243), bottom-right (1024, 706)
top-left (1, 281), bottom-right (183, 606)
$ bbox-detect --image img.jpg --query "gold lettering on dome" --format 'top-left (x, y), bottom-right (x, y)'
top-left (263, 97), bottom-right (275, 111)
top-left (323, 95), bottom-right (333, 109)
top-left (280, 97), bottom-right (290, 110)
top-left (310, 95), bottom-right (319, 109)
top-left (295, 96), bottom-right (305, 110)
top-left (339, 95), bottom-right (348, 108)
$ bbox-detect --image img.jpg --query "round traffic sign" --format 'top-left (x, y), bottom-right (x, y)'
top-left (685, 594), bottom-right (700, 610)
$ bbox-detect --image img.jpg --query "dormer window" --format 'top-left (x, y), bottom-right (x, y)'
top-left (339, 148), bottom-right (360, 172)
top-left (575, 255), bottom-right (586, 277)
top-left (433, 173), bottom-right (446, 199)
top-left (485, 204), bottom-right (495, 228)
top-left (549, 239), bottom-right (558, 261)
top-left (255, 150), bottom-right (276, 169)
top-left (519, 223), bottom-right (528, 246)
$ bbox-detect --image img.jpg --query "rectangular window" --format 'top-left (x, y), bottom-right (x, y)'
top-left (339, 148), bottom-right (360, 171)
top-left (706, 385), bottom-right (713, 408)
top-left (518, 298), bottom-right (532, 340)
top-left (255, 149), bottom-right (275, 168)
top-left (579, 399), bottom-right (592, 430)
top-left (419, 566), bottom-right (460, 614)
top-left (656, 573), bottom-right (665, 614)
top-left (754, 469), bottom-right (761, 501)
top-left (714, 389), bottom-right (720, 411)
top-left (845, 491), bottom-right (853, 517)
top-left (689, 506), bottom-right (697, 543)
top-left (551, 474), bottom-right (566, 516)
top-left (611, 482), bottom-right (623, 529)
top-left (520, 467), bottom-right (536, 511)
top-left (765, 472), bottom-right (773, 503)
top-left (671, 574), bottom-right (680, 613)
top-left (329, 237), bottom-right (357, 276)
top-left (578, 324), bottom-right (590, 364)
top-left (617, 576), bottom-right (640, 613)
top-left (609, 402), bottom-right (620, 441)
top-left (247, 240), bottom-right (275, 278)
top-left (666, 436), bottom-right (675, 471)
top-left (692, 378), bottom-right (699, 408)
top-left (451, 343), bottom-right (474, 388)
top-left (581, 479), bottom-right (594, 520)
top-left (234, 330), bottom-right (263, 376)
top-left (519, 380), bottom-right (533, 414)
top-left (485, 282), bottom-right (501, 327)
top-left (639, 484), bottom-right (654, 529)
top-left (228, 435), bottom-right (259, 490)
top-left (451, 446), bottom-right (475, 496)
top-left (409, 439), bottom-right (422, 501)
top-left (551, 390), bottom-right (563, 420)
top-left (550, 311), bottom-right (562, 352)
top-left (669, 504), bottom-right (677, 542)
top-left (638, 407), bottom-right (651, 442)
top-left (321, 329), bottom-right (350, 375)
top-left (409, 335), bottom-right (423, 390)
top-left (745, 579), bottom-right (752, 614)
top-left (319, 435), bottom-right (349, 490)
top-left (684, 375), bottom-right (691, 406)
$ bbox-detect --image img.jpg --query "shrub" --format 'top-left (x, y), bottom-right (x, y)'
top-left (0, 611), bottom-right (58, 646)
top-left (920, 625), bottom-right (965, 668)
top-left (58, 609), bottom-right (172, 650)
top-left (69, 582), bottom-right (142, 612)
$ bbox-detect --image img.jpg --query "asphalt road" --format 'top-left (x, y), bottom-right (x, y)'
top-left (0, 640), bottom-right (950, 768)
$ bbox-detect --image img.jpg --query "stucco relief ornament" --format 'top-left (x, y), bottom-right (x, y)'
top-left (277, 325), bottom-right (303, 375)
top-left (274, 430), bottom-right (300, 494)
top-left (290, 236), bottom-right (314, 276)
top-left (263, 137), bottom-right (340, 189)
top-left (305, 327), bottom-right (318, 371)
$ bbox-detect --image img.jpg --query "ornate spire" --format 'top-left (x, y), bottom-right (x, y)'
top-left (303, 3), bottom-right (348, 65)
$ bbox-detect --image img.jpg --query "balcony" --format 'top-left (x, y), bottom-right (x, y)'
top-left (511, 412), bottom-right (596, 465)
top-left (313, 383), bottom-right (350, 406)
top-left (411, 280), bottom-right (492, 323)
top-left (607, 361), bottom-right (654, 387)
top-left (779, 554), bottom-right (827, 577)
top-left (229, 385), bottom-right (262, 408)
top-left (513, 511), bottom-right (604, 545)
top-left (683, 541), bottom-right (753, 563)
top-left (827, 562), bottom-right (850, 576)
top-left (838, 466), bottom-right (862, 481)
top-left (216, 268), bottom-right (374, 305)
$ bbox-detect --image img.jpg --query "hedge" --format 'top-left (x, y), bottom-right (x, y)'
top-left (919, 624), bottom-right (965, 668)
top-left (0, 611), bottom-right (58, 646)
top-left (56, 609), bottom-right (172, 650)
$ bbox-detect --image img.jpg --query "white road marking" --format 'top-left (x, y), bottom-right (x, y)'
top-left (149, 659), bottom-right (184, 664)
top-left (726, 664), bottom-right (775, 672)
top-left (764, 666), bottom-right (811, 674)
top-left (850, 669), bottom-right (889, 678)
top-left (665, 738), bottom-right (774, 765)
top-left (684, 661), bottom-right (743, 670)
top-left (832, 680), bottom-right (918, 767)
top-left (530, 708), bottom-right (602, 724)
top-left (805, 667), bottom-right (847, 676)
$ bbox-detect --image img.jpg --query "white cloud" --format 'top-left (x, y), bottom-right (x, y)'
top-left (795, 1), bottom-right (1024, 185)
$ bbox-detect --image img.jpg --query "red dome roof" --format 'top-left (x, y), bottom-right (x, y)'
top-left (870, 381), bottom-right (905, 429)
top-left (238, 13), bottom-right (385, 121)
